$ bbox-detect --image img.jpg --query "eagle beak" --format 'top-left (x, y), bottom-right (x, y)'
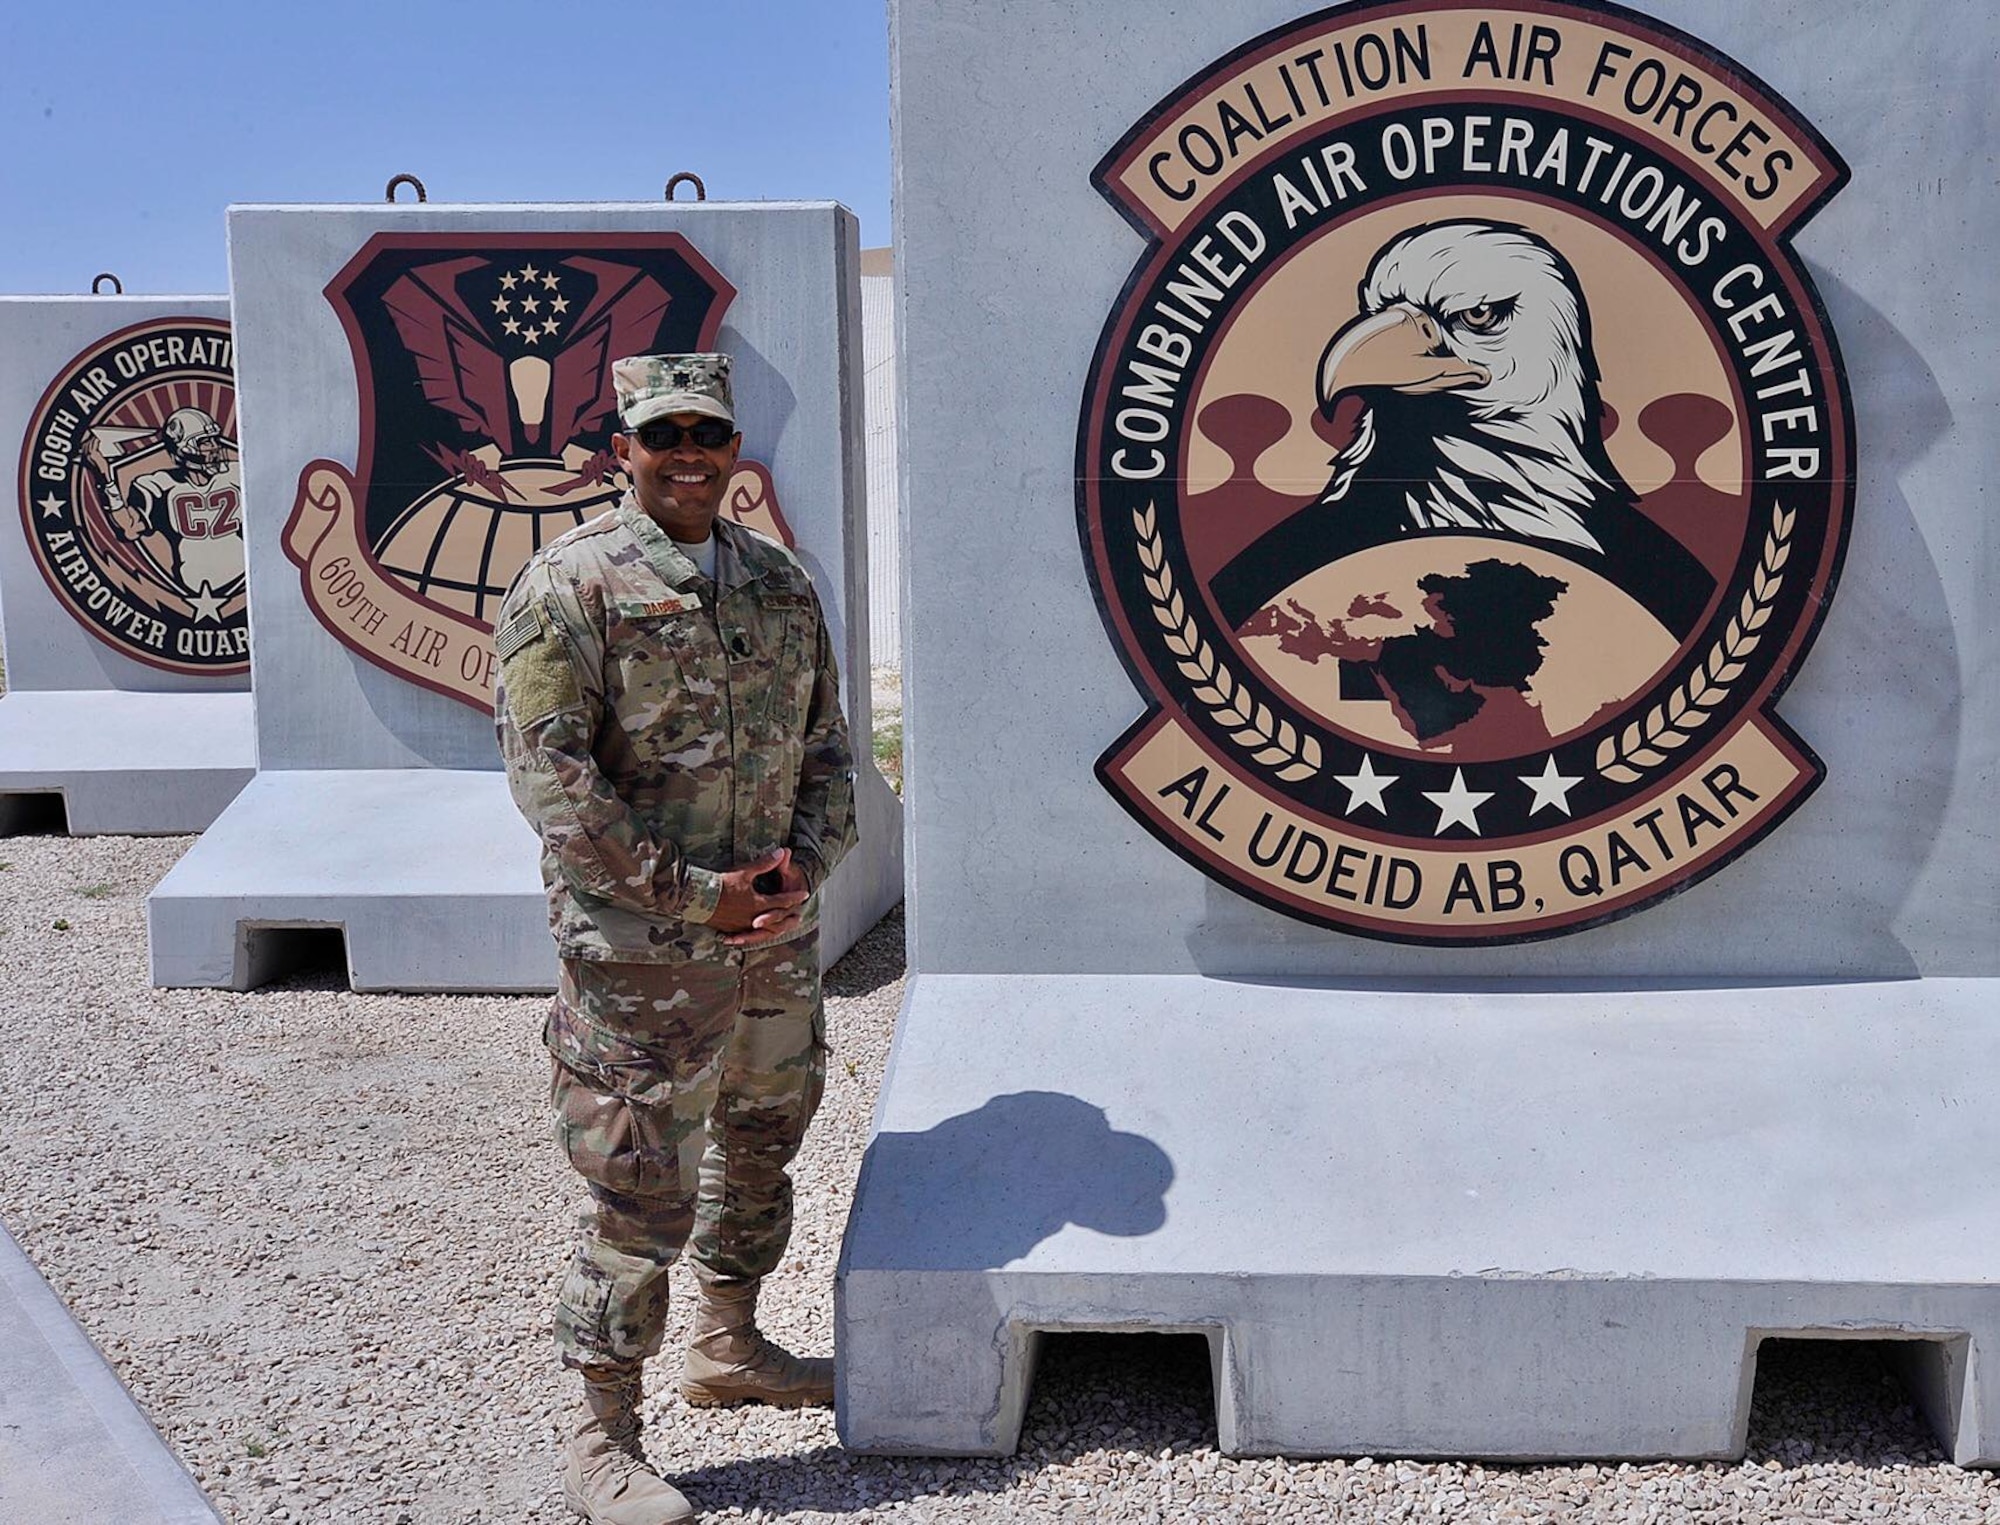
top-left (1318, 303), bottom-right (1490, 405)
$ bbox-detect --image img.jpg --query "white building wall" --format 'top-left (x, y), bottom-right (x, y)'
top-left (860, 259), bottom-right (900, 667)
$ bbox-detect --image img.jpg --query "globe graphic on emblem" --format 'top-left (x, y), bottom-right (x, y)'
top-left (374, 460), bottom-right (625, 622)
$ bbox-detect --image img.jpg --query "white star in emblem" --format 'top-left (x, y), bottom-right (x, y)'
top-left (1519, 755), bottom-right (1583, 817)
top-left (520, 294), bottom-right (541, 315)
top-left (37, 492), bottom-right (64, 518)
top-left (1423, 768), bottom-right (1494, 836)
top-left (1333, 753), bottom-right (1399, 817)
top-left (550, 295), bottom-right (570, 314)
top-left (542, 318), bottom-right (559, 337)
top-left (499, 272), bottom-right (517, 291)
top-left (502, 317), bottom-right (521, 336)
top-left (519, 263), bottom-right (540, 282)
top-left (187, 582), bottom-right (225, 625)
top-left (491, 295), bottom-right (510, 313)
top-left (541, 271), bottom-right (559, 290)
top-left (521, 329), bottom-right (540, 346)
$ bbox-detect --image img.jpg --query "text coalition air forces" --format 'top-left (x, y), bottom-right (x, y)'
top-left (1141, 19), bottom-right (1803, 207)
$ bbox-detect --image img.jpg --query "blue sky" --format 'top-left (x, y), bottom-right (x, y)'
top-left (0, 0), bottom-right (892, 294)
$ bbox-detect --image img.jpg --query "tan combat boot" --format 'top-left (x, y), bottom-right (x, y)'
top-left (679, 1273), bottom-right (834, 1408)
top-left (562, 1363), bottom-right (697, 1525)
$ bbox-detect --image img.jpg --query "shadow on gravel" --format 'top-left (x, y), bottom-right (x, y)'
top-left (824, 901), bottom-right (905, 1000)
top-left (673, 1332), bottom-right (1216, 1516)
top-left (1742, 1339), bottom-right (1948, 1468)
top-left (241, 927), bottom-right (353, 995)
top-left (0, 793), bottom-right (70, 836)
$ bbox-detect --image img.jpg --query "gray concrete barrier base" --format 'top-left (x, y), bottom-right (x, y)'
top-left (148, 766), bottom-right (901, 992)
top-left (0, 691), bottom-right (252, 835)
top-left (836, 975), bottom-right (2000, 1464)
top-left (0, 1223), bottom-right (221, 1524)
top-left (147, 768), bottom-right (553, 992)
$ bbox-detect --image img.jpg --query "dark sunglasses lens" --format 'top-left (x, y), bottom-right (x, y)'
top-left (637, 420), bottom-right (733, 450)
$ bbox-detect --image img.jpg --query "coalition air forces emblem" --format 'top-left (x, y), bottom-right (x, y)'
top-left (18, 317), bottom-right (246, 676)
top-left (1077, 0), bottom-right (1853, 943)
top-left (285, 232), bottom-right (794, 709)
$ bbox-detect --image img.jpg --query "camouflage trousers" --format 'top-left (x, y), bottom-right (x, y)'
top-left (544, 932), bottom-right (826, 1369)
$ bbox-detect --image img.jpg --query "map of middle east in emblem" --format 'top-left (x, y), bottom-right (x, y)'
top-left (1076, 0), bottom-right (1854, 944)
top-left (285, 232), bottom-right (795, 709)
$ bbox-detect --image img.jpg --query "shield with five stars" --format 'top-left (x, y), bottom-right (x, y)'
top-left (284, 232), bottom-right (795, 710)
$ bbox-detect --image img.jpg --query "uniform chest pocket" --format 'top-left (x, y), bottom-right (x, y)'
top-left (607, 600), bottom-right (725, 746)
top-left (730, 590), bottom-right (818, 731)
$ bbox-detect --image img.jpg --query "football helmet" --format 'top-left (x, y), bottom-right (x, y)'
top-left (162, 407), bottom-right (226, 477)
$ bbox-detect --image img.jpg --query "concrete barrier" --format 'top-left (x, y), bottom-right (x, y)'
top-left (149, 204), bottom-right (900, 991)
top-left (0, 295), bottom-right (253, 833)
top-left (841, 0), bottom-right (2000, 1462)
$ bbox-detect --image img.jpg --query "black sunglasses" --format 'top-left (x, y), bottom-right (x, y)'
top-left (632, 418), bottom-right (736, 451)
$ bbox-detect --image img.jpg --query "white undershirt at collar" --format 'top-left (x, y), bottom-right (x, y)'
top-left (672, 534), bottom-right (717, 581)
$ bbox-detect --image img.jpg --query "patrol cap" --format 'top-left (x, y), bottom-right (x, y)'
top-left (613, 353), bottom-right (735, 430)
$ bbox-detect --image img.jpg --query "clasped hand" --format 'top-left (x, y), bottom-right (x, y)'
top-left (711, 847), bottom-right (810, 947)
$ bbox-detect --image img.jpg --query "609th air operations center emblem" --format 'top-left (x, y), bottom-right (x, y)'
top-left (284, 232), bottom-right (794, 710)
top-left (17, 317), bottom-right (246, 676)
top-left (1078, 0), bottom-right (1853, 943)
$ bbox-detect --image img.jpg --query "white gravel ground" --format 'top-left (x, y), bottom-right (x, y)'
top-left (0, 829), bottom-right (1997, 1523)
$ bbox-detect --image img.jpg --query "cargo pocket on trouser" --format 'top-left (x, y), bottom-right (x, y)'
top-left (549, 1052), bottom-right (693, 1367)
top-left (548, 1049), bottom-right (688, 1214)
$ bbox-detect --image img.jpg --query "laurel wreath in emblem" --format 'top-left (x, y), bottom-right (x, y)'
top-left (1134, 503), bottom-right (1322, 782)
top-left (1595, 502), bottom-right (1797, 784)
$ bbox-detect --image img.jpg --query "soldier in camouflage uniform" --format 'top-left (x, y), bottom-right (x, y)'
top-left (494, 353), bottom-right (856, 1525)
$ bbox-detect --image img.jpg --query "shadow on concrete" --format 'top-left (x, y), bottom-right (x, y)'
top-left (844, 1090), bottom-right (1172, 1274)
top-left (1783, 264), bottom-right (1963, 975)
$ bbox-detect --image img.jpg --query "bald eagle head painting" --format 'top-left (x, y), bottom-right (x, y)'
top-left (1211, 220), bottom-right (1716, 640)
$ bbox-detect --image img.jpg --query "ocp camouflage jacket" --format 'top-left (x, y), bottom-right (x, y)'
top-left (494, 496), bottom-right (856, 964)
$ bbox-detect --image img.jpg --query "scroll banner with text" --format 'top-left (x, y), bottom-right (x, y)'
top-left (283, 458), bottom-right (789, 710)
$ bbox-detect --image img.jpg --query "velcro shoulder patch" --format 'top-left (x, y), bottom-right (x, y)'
top-left (493, 603), bottom-right (545, 661)
top-left (498, 601), bottom-right (582, 723)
